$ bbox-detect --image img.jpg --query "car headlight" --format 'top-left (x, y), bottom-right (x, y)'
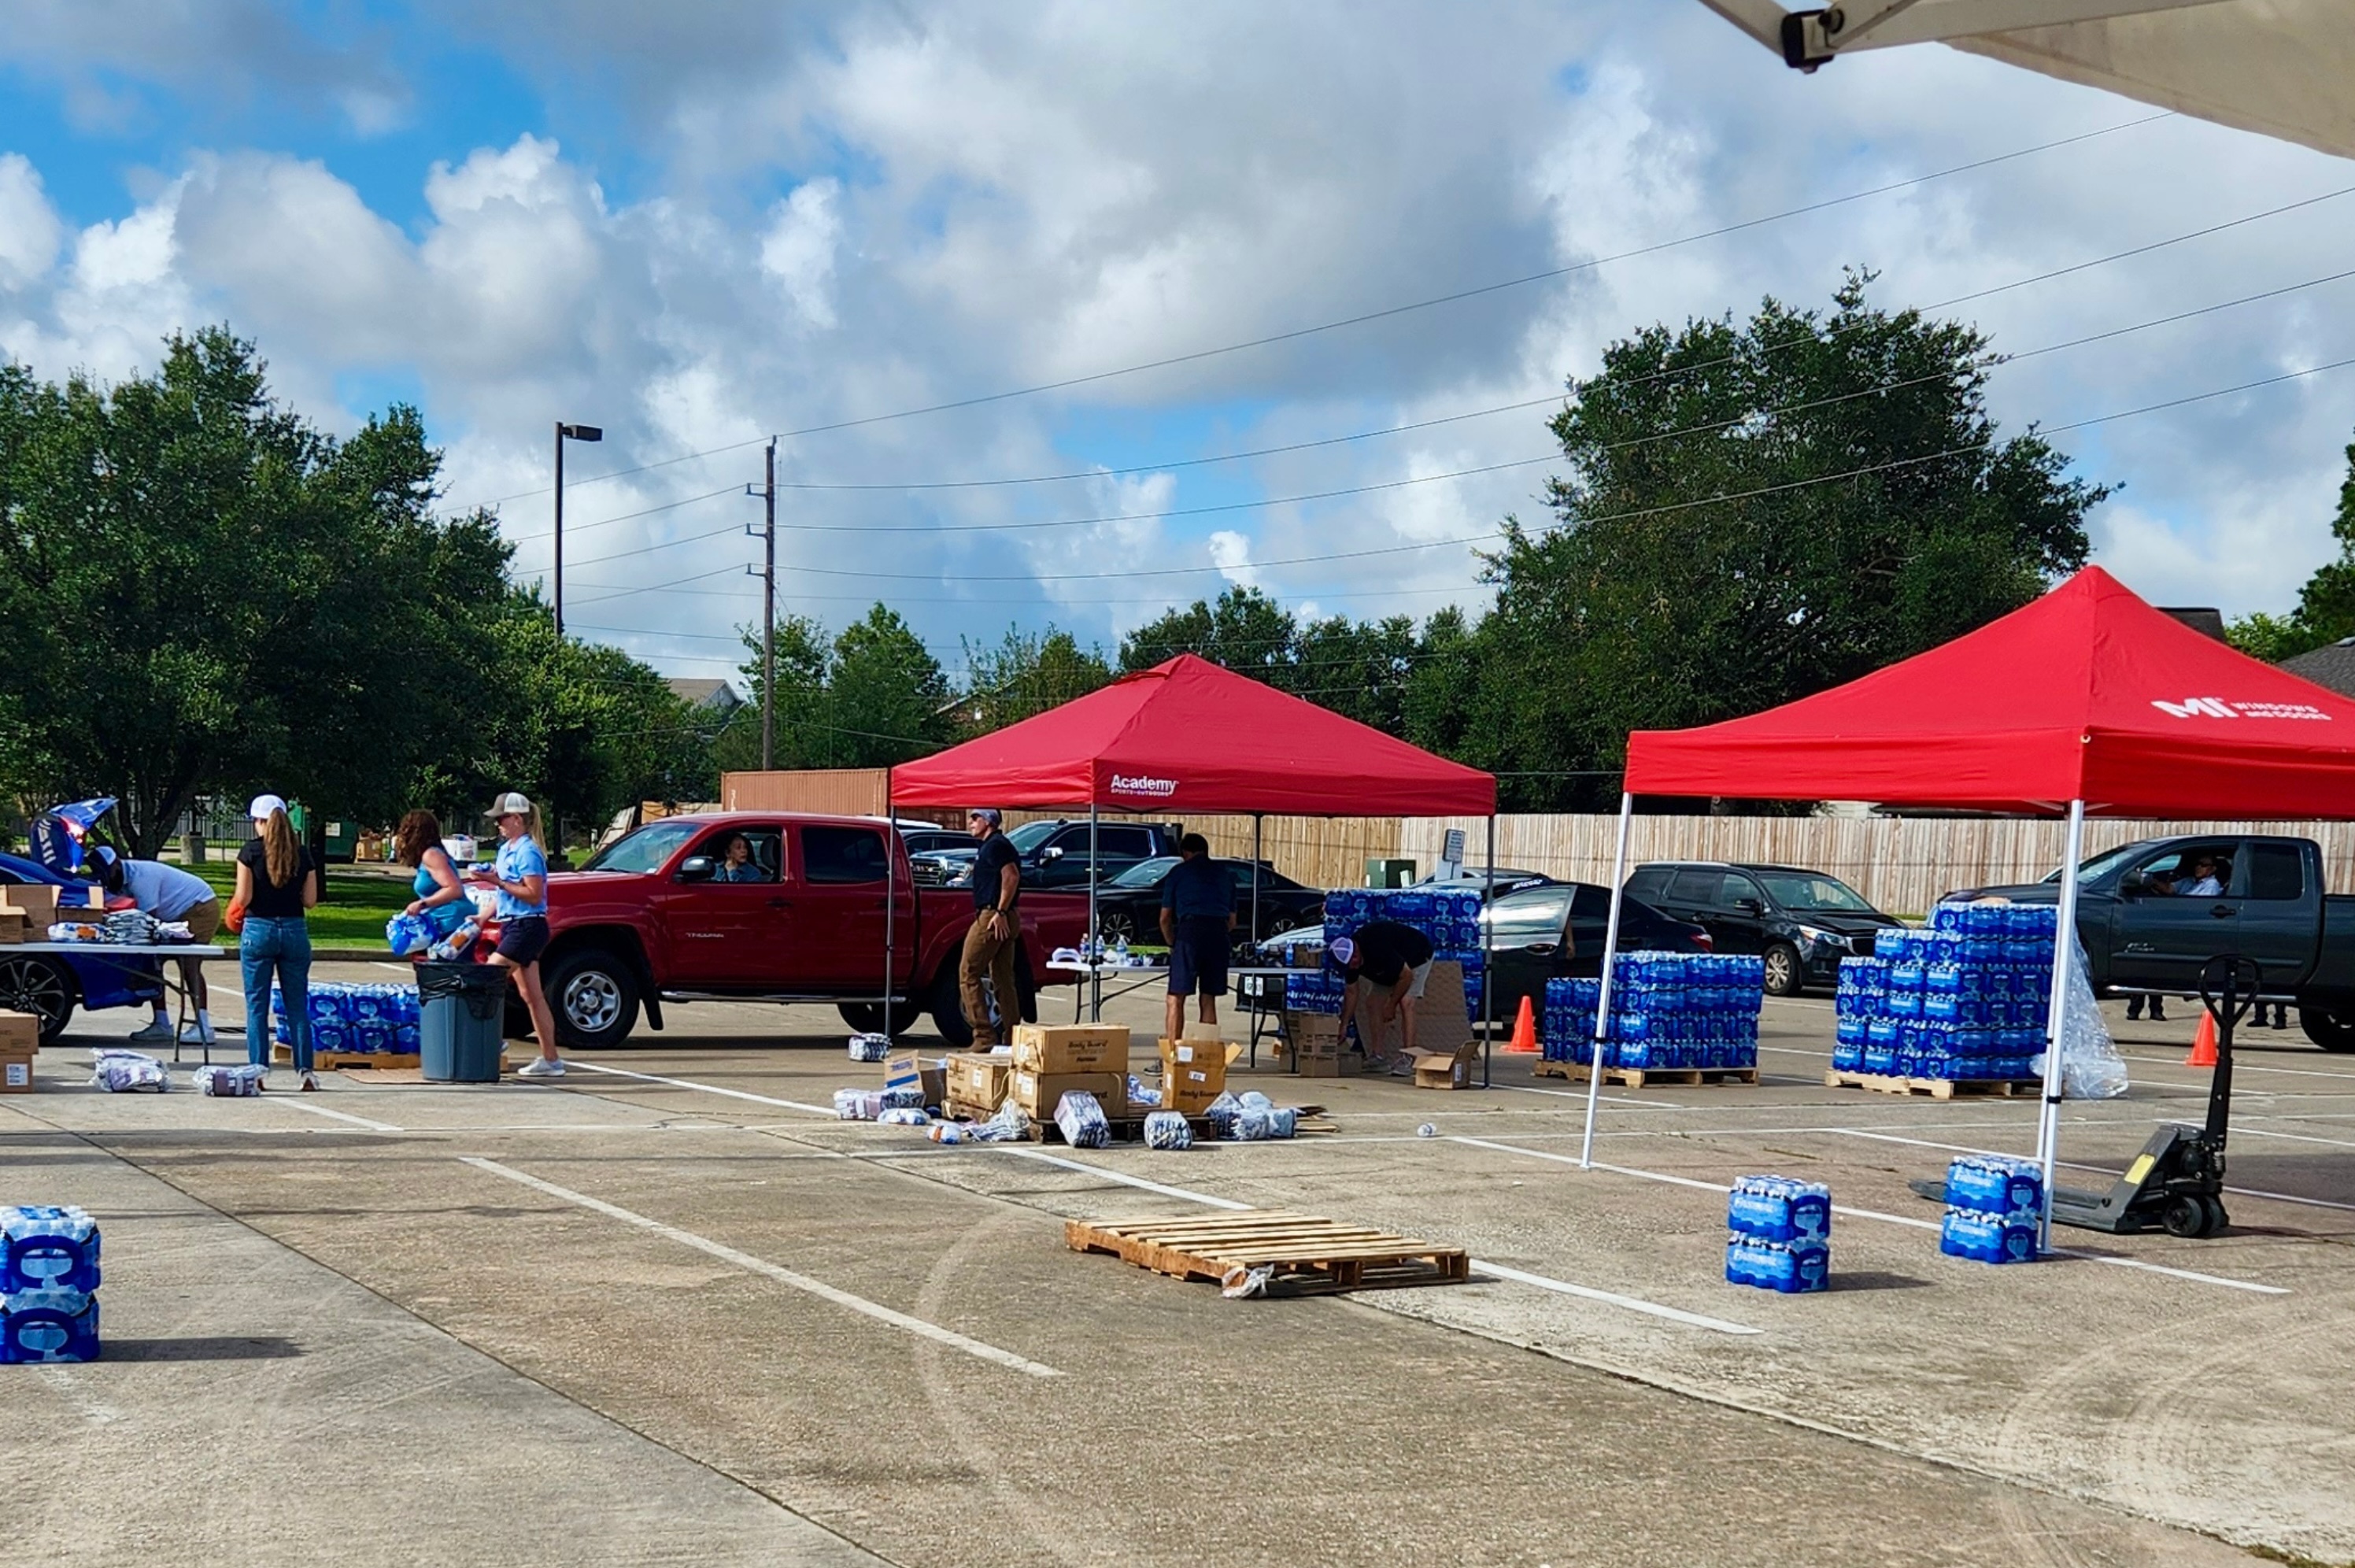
top-left (1798, 926), bottom-right (1848, 950)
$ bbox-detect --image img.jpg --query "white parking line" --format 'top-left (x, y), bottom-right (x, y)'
top-left (1453, 1136), bottom-right (2288, 1296)
top-left (275, 1099), bottom-right (403, 1133)
top-left (1011, 1148), bottom-right (1758, 1334)
top-left (2234, 1125), bottom-right (2355, 1151)
top-left (1823, 1126), bottom-right (2355, 1216)
top-left (563, 1061), bottom-right (836, 1115)
top-left (460, 1157), bottom-right (1060, 1378)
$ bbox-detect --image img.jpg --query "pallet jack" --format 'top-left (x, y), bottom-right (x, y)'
top-left (1910, 953), bottom-right (2256, 1240)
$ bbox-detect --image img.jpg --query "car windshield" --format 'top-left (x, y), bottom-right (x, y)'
top-left (1005, 821), bottom-right (1062, 853)
top-left (581, 819), bottom-right (701, 874)
top-left (1754, 872), bottom-right (1875, 914)
top-left (2054, 843), bottom-right (2145, 886)
top-left (1111, 856), bottom-right (1178, 889)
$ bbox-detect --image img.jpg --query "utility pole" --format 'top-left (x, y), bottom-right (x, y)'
top-left (763, 438), bottom-right (777, 770)
top-left (553, 420), bottom-right (603, 638)
top-left (745, 440), bottom-right (778, 768)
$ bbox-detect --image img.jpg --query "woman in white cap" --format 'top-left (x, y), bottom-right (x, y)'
top-left (473, 792), bottom-right (563, 1077)
top-left (235, 794), bottom-right (321, 1089)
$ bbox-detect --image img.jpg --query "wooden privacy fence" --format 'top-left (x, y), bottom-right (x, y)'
top-left (714, 772), bottom-right (2355, 913)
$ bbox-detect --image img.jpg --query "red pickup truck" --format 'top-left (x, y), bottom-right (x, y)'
top-left (527, 812), bottom-right (1092, 1050)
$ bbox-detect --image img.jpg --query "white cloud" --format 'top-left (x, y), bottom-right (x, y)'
top-left (0, 156), bottom-right (65, 291)
top-left (760, 178), bottom-right (843, 328)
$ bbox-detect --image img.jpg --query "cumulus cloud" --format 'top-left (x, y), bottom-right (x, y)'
top-left (2, 0), bottom-right (2352, 679)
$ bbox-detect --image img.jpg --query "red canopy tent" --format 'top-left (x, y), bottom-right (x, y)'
top-left (1582, 566), bottom-right (2355, 1217)
top-left (887, 653), bottom-right (1498, 1042)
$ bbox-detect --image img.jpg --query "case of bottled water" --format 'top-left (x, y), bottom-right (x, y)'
top-left (274, 982), bottom-right (423, 1054)
top-left (1541, 955), bottom-right (1765, 1071)
top-left (2, 1289), bottom-right (99, 1363)
top-left (1728, 1176), bottom-right (1831, 1244)
top-left (1940, 1206), bottom-right (2038, 1264)
top-left (1724, 1236), bottom-right (1830, 1293)
top-left (1833, 906), bottom-right (2057, 1082)
top-left (1943, 1155), bottom-right (2044, 1219)
top-left (3, 1206), bottom-right (100, 1296)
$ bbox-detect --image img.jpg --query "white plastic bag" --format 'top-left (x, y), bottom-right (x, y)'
top-left (2053, 934), bottom-right (2129, 1100)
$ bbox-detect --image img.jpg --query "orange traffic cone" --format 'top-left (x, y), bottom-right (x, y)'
top-left (1506, 994), bottom-right (1540, 1054)
top-left (2185, 1010), bottom-right (2218, 1069)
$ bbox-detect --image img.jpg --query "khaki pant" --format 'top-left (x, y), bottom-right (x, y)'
top-left (959, 917), bottom-right (1021, 1047)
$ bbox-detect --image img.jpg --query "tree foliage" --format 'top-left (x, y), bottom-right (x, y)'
top-left (721, 603), bottom-right (956, 770)
top-left (2227, 434), bottom-right (2355, 663)
top-left (958, 625), bottom-right (1113, 733)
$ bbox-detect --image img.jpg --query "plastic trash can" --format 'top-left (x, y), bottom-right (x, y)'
top-left (418, 961), bottom-right (508, 1082)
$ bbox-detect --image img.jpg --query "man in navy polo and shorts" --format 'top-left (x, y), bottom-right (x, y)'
top-left (1159, 834), bottom-right (1236, 1045)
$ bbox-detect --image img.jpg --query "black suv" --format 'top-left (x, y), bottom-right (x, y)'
top-left (1625, 862), bottom-right (1905, 996)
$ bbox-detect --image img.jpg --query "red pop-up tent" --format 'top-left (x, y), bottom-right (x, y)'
top-left (1580, 566), bottom-right (2355, 1218)
top-left (888, 653), bottom-right (1498, 1040)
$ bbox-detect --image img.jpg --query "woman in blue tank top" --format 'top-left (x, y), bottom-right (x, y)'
top-left (395, 812), bottom-right (470, 935)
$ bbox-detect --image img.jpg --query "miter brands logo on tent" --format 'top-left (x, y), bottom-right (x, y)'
top-left (2150, 697), bottom-right (2333, 721)
top-left (1109, 774), bottom-right (1180, 797)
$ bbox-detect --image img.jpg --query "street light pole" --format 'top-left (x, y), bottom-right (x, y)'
top-left (552, 420), bottom-right (604, 638)
top-left (763, 438), bottom-right (777, 770)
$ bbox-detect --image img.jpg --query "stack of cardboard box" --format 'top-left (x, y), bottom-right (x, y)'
top-left (0, 884), bottom-right (59, 945)
top-left (945, 1023), bottom-right (1133, 1122)
top-left (0, 1010), bottom-right (39, 1094)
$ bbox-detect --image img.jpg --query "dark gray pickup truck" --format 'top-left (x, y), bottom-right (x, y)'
top-left (1948, 834), bottom-right (2355, 1051)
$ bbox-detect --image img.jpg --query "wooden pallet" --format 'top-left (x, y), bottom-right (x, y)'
top-left (1067, 1209), bottom-right (1469, 1294)
top-left (1824, 1070), bottom-right (2041, 1100)
top-left (1532, 1060), bottom-right (1759, 1088)
top-left (273, 1046), bottom-right (422, 1071)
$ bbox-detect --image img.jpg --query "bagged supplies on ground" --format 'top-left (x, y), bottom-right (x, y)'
top-left (1230, 1107), bottom-right (1273, 1141)
top-left (2, 1288), bottom-right (99, 1363)
top-left (192, 1064), bottom-right (267, 1097)
top-left (1142, 1109), bottom-right (1193, 1150)
top-left (1236, 1089), bottom-right (1274, 1114)
top-left (833, 1088), bottom-right (884, 1121)
top-left (2, 1205), bottom-right (100, 1295)
top-left (971, 1101), bottom-right (1031, 1142)
top-left (2055, 934), bottom-right (2128, 1100)
top-left (847, 1033), bottom-right (890, 1063)
top-left (877, 1108), bottom-right (930, 1126)
top-left (1053, 1090), bottom-right (1111, 1148)
top-left (91, 1050), bottom-right (168, 1093)
top-left (1202, 1091), bottom-right (1242, 1140)
top-left (1266, 1106), bottom-right (1297, 1138)
top-left (1126, 1074), bottom-right (1161, 1108)
top-left (878, 1085), bottom-right (927, 1111)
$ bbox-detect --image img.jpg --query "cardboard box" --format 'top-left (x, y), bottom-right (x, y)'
top-left (0, 910), bottom-right (24, 945)
top-left (0, 1011), bottom-right (38, 1053)
top-left (1410, 1041), bottom-right (1483, 1091)
top-left (1009, 1068), bottom-right (1124, 1120)
top-left (1285, 1013), bottom-right (1362, 1078)
top-left (946, 1052), bottom-right (1011, 1114)
top-left (0, 1048), bottom-right (31, 1093)
top-left (884, 1048), bottom-right (947, 1108)
top-left (1, 883), bottom-right (58, 929)
top-left (1159, 1036), bottom-right (1229, 1112)
top-left (1010, 1023), bottom-right (1129, 1074)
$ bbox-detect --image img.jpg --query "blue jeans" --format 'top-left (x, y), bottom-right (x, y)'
top-left (242, 917), bottom-right (312, 1071)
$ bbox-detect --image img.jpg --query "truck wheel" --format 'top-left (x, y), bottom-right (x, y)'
top-left (543, 948), bottom-right (641, 1052)
top-left (0, 955), bottom-right (76, 1045)
top-left (930, 966), bottom-right (974, 1049)
top-left (837, 1003), bottom-right (914, 1040)
top-left (1097, 910), bottom-right (1137, 945)
top-left (2298, 1005), bottom-right (2355, 1052)
top-left (1762, 941), bottom-right (1802, 997)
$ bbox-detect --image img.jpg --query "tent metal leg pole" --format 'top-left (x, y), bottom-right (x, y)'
top-left (1089, 803), bottom-right (1101, 1023)
top-left (1581, 793), bottom-right (1636, 1170)
top-left (1251, 814), bottom-right (1262, 950)
top-left (1482, 813), bottom-right (1496, 1088)
top-left (2036, 798), bottom-right (2087, 1248)
top-left (882, 775), bottom-right (894, 1037)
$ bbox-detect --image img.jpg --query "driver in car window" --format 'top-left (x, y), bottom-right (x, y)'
top-left (2179, 855), bottom-right (2225, 897)
top-left (715, 834), bottom-right (769, 882)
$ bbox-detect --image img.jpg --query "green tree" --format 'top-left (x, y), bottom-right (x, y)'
top-left (1118, 585), bottom-right (1301, 680)
top-left (722, 605), bottom-right (952, 768)
top-left (2227, 434), bottom-right (2355, 661)
top-left (0, 330), bottom-right (516, 852)
top-left (1470, 275), bottom-right (2107, 808)
top-left (957, 625), bottom-right (1112, 734)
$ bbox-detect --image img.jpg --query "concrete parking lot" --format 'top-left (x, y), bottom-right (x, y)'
top-left (4, 967), bottom-right (2350, 1566)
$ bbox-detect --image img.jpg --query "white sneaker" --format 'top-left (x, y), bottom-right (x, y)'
top-left (178, 1021), bottom-right (216, 1045)
top-left (516, 1056), bottom-right (566, 1078)
top-left (127, 1019), bottom-right (174, 1044)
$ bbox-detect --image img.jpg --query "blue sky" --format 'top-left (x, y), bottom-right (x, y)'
top-left (3, 1), bottom-right (2352, 682)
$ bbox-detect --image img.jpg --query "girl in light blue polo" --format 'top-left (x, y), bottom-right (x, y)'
top-left (475, 792), bottom-right (562, 1078)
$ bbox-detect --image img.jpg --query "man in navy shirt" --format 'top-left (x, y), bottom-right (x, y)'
top-left (1333, 919), bottom-right (1436, 1071)
top-left (1158, 834), bottom-right (1235, 1045)
top-left (959, 808), bottom-right (1025, 1046)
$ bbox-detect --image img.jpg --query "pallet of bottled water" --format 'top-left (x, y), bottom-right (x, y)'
top-left (274, 982), bottom-right (423, 1056)
top-left (1320, 888), bottom-right (1488, 1011)
top-left (1832, 904), bottom-right (2057, 1090)
top-left (2, 1205), bottom-right (101, 1363)
top-left (1938, 1155), bottom-right (2042, 1264)
top-left (1536, 955), bottom-right (1763, 1080)
top-left (1724, 1176), bottom-right (1830, 1293)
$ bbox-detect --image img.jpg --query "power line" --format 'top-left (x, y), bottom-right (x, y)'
top-left (453, 111), bottom-right (2175, 511)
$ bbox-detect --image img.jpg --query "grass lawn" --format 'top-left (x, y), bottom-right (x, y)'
top-left (183, 860), bottom-right (414, 950)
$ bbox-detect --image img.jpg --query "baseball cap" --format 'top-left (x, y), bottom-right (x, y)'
top-left (248, 793), bottom-right (288, 820)
top-left (1328, 936), bottom-right (1356, 967)
top-left (487, 791), bottom-right (534, 818)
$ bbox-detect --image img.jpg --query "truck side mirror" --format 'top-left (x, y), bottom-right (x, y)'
top-left (1732, 897), bottom-right (1762, 915)
top-left (678, 856), bottom-right (714, 882)
top-left (1041, 845), bottom-right (1064, 862)
top-left (2119, 872), bottom-right (2147, 897)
